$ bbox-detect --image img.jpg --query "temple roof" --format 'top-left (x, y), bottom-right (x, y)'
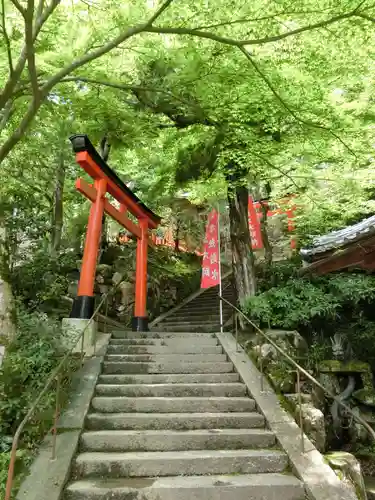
top-left (300, 214), bottom-right (375, 275)
top-left (301, 215), bottom-right (375, 261)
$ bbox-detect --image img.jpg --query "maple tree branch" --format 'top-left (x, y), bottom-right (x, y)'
top-left (1, 0), bottom-right (13, 75)
top-left (0, 99), bottom-right (42, 164)
top-left (58, 76), bottom-right (196, 108)
top-left (146, 7), bottom-right (362, 47)
top-left (59, 76), bottom-right (215, 127)
top-left (25, 0), bottom-right (40, 101)
top-left (146, 0), bottom-right (175, 26)
top-left (252, 152), bottom-right (303, 192)
top-left (34, 0), bottom-right (60, 39)
top-left (0, 0), bottom-right (177, 164)
top-left (0, 101), bottom-right (13, 132)
top-left (192, 8), bottom-right (342, 31)
top-left (10, 0), bottom-right (26, 16)
top-left (239, 46), bottom-right (357, 158)
top-left (42, 0), bottom-right (176, 93)
top-left (42, 26), bottom-right (146, 92)
top-left (356, 12), bottom-right (375, 22)
top-left (0, 0), bottom-right (59, 112)
top-left (35, 0), bottom-right (45, 25)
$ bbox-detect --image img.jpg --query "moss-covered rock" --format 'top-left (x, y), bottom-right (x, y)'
top-left (319, 360), bottom-right (371, 374)
top-left (353, 389), bottom-right (375, 407)
top-left (325, 451), bottom-right (367, 500)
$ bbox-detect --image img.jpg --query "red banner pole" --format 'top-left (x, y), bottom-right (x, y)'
top-left (217, 206), bottom-right (223, 333)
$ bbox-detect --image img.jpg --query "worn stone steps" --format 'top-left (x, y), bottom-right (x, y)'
top-left (63, 312), bottom-right (305, 500)
top-left (108, 337), bottom-right (219, 346)
top-left (85, 412), bottom-right (265, 431)
top-left (104, 353), bottom-right (227, 363)
top-left (162, 314), bottom-right (223, 323)
top-left (102, 361), bottom-right (234, 374)
top-left (55, 267), bottom-right (318, 500)
top-left (111, 331), bottom-right (216, 339)
top-left (98, 373), bottom-right (240, 384)
top-left (106, 344), bottom-right (223, 354)
top-left (152, 324), bottom-right (221, 332)
top-left (91, 396), bottom-right (256, 413)
top-left (73, 449), bottom-right (288, 479)
top-left (95, 382), bottom-right (247, 397)
top-left (65, 474), bottom-right (304, 500)
top-left (80, 429), bottom-right (276, 452)
top-left (156, 320), bottom-right (224, 328)
top-left (167, 302), bottom-right (233, 313)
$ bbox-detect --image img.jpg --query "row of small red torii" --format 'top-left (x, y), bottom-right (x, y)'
top-left (120, 196), bottom-right (296, 255)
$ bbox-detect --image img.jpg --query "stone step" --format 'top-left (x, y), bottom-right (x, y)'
top-left (111, 331), bottom-right (217, 339)
top-left (169, 302), bottom-right (232, 310)
top-left (106, 344), bottom-right (223, 354)
top-left (80, 429), bottom-right (276, 452)
top-left (86, 412), bottom-right (264, 431)
top-left (157, 320), bottom-right (224, 328)
top-left (102, 362), bottom-right (234, 374)
top-left (91, 396), bottom-right (255, 413)
top-left (65, 474), bottom-right (304, 500)
top-left (163, 314), bottom-right (222, 323)
top-left (73, 449), bottom-right (288, 478)
top-left (172, 302), bottom-right (233, 313)
top-left (179, 299), bottom-right (234, 308)
top-left (95, 383), bottom-right (247, 397)
top-left (104, 354), bottom-right (227, 363)
top-left (98, 373), bottom-right (240, 385)
top-left (153, 324), bottom-right (221, 333)
top-left (109, 337), bottom-right (219, 346)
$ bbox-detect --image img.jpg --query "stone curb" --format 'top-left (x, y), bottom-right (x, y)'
top-left (216, 331), bottom-right (359, 500)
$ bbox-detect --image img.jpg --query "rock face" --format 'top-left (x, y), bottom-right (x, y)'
top-left (326, 451), bottom-right (368, 500)
top-left (252, 343), bottom-right (277, 366)
top-left (295, 402), bottom-right (326, 452)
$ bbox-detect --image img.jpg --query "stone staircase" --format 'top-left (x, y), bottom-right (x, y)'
top-left (64, 330), bottom-right (305, 500)
top-left (152, 276), bottom-right (235, 332)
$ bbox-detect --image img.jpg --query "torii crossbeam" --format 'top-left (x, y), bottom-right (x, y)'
top-left (69, 134), bottom-right (161, 332)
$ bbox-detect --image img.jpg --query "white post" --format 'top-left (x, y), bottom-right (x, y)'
top-left (217, 206), bottom-right (223, 333)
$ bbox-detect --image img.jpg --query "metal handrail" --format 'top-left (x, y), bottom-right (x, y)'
top-left (5, 278), bottom-right (122, 500)
top-left (220, 295), bottom-right (375, 450)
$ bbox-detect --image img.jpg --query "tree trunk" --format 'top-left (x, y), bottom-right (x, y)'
top-left (227, 183), bottom-right (257, 304)
top-left (50, 154), bottom-right (65, 255)
top-left (259, 200), bottom-right (273, 267)
top-left (0, 215), bottom-right (15, 341)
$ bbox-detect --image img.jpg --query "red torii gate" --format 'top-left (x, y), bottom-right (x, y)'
top-left (69, 135), bottom-right (161, 332)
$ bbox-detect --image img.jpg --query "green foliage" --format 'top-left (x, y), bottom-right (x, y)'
top-left (0, 308), bottom-right (75, 441)
top-left (0, 307), bottom-right (79, 497)
top-left (243, 262), bottom-right (375, 368)
top-left (11, 250), bottom-right (77, 310)
top-left (244, 277), bottom-right (338, 328)
top-left (244, 268), bottom-right (375, 330)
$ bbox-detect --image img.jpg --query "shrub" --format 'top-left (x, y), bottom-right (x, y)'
top-left (11, 250), bottom-right (77, 310)
top-left (0, 306), bottom-right (79, 496)
top-left (242, 265), bottom-right (375, 367)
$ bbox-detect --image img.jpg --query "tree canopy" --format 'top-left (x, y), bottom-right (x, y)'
top-left (2, 0), bottom-right (375, 303)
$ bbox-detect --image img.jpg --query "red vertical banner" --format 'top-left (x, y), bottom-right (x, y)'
top-left (248, 196), bottom-right (263, 250)
top-left (201, 209), bottom-right (221, 289)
